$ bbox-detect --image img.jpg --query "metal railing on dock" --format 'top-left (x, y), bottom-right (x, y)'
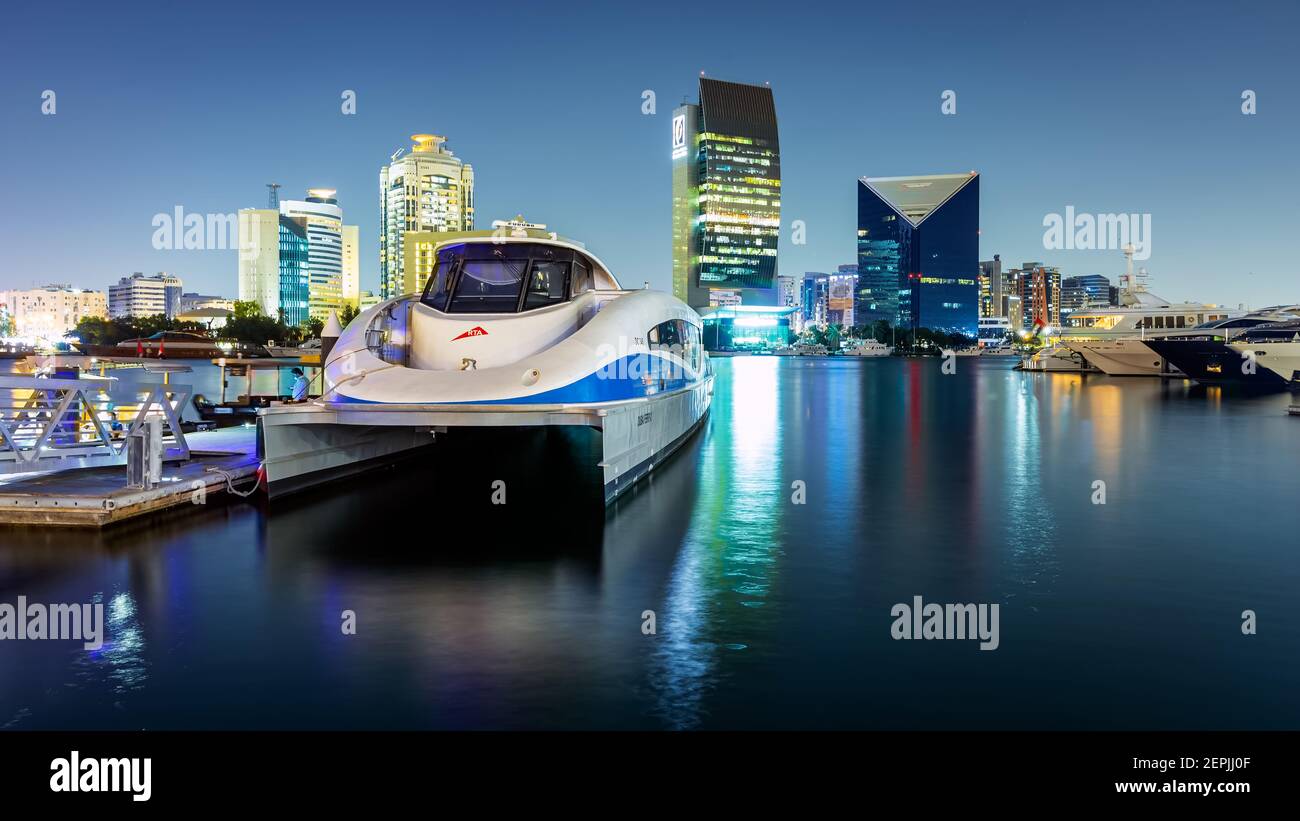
top-left (0, 375), bottom-right (191, 474)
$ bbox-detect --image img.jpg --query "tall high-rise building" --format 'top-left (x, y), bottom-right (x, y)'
top-left (802, 272), bottom-right (829, 327)
top-left (1012, 262), bottom-right (1062, 330)
top-left (1060, 274), bottom-right (1112, 317)
top-left (109, 272), bottom-right (183, 319)
top-left (279, 188), bottom-right (346, 322)
top-left (979, 254), bottom-right (1004, 318)
top-left (341, 224), bottom-right (360, 309)
top-left (380, 134), bottom-right (475, 299)
top-left (672, 78), bottom-right (781, 310)
top-left (0, 285), bottom-right (107, 341)
top-left (238, 208), bottom-right (309, 327)
top-left (829, 266), bottom-right (856, 327)
top-left (856, 172), bottom-right (980, 337)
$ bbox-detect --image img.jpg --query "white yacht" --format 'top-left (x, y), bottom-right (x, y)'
top-left (1020, 248), bottom-right (1228, 373)
top-left (1228, 322), bottom-right (1300, 388)
top-left (258, 234), bottom-right (713, 503)
top-left (843, 339), bottom-right (893, 357)
top-left (1067, 308), bottom-right (1300, 377)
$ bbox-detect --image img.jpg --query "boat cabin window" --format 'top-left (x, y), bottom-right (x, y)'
top-left (523, 261), bottom-right (571, 311)
top-left (572, 259), bottom-right (593, 296)
top-left (422, 242), bottom-right (600, 314)
top-left (448, 257), bottom-right (529, 313)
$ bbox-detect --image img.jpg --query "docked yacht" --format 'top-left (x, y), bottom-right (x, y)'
top-left (1020, 254), bottom-right (1228, 373)
top-left (258, 235), bottom-right (714, 502)
top-left (1231, 329), bottom-right (1300, 388)
top-left (1149, 317), bottom-right (1300, 389)
top-left (1063, 311), bottom-right (1300, 377)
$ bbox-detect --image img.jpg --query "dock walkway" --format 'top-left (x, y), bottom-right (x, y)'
top-left (0, 426), bottom-right (259, 527)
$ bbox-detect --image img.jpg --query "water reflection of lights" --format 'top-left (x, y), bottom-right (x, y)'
top-left (648, 358), bottom-right (783, 729)
top-left (79, 591), bottom-right (149, 693)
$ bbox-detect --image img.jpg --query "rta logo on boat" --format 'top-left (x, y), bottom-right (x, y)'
top-left (452, 326), bottom-right (488, 341)
top-left (49, 751), bottom-right (151, 802)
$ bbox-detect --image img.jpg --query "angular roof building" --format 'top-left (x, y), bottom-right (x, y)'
top-left (856, 172), bottom-right (980, 337)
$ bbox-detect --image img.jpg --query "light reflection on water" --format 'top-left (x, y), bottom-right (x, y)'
top-left (1, 358), bottom-right (1299, 730)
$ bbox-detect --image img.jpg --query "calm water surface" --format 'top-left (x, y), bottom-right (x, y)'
top-left (2, 357), bottom-right (1298, 729)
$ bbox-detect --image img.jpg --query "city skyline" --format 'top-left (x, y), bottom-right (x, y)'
top-left (2, 0), bottom-right (1298, 309)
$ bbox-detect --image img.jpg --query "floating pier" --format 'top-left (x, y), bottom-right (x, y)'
top-left (0, 426), bottom-right (259, 527)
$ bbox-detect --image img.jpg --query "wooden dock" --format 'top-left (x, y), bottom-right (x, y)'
top-left (0, 426), bottom-right (260, 527)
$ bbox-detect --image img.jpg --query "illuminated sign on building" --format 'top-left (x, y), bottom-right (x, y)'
top-left (671, 114), bottom-right (687, 159)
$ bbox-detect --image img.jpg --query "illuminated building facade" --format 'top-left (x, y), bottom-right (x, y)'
top-left (109, 272), bottom-right (183, 319)
top-left (856, 172), bottom-right (980, 337)
top-left (1013, 262), bottom-right (1062, 330)
top-left (279, 189), bottom-right (350, 322)
top-left (700, 305), bottom-right (797, 351)
top-left (380, 134), bottom-right (475, 299)
top-left (0, 285), bottom-right (107, 342)
top-left (672, 78), bottom-right (781, 310)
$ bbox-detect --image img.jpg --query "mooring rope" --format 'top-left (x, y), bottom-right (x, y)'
top-left (204, 464), bottom-right (264, 498)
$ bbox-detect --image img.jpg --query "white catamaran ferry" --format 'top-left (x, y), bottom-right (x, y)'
top-left (258, 233), bottom-right (714, 503)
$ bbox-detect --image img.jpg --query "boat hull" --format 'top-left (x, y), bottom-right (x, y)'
top-left (1065, 340), bottom-right (1170, 377)
top-left (1145, 338), bottom-right (1289, 388)
top-left (258, 378), bottom-right (713, 504)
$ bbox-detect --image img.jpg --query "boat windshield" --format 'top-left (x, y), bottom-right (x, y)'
top-left (448, 258), bottom-right (529, 313)
top-left (421, 242), bottom-right (587, 314)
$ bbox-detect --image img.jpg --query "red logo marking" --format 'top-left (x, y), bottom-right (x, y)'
top-left (452, 326), bottom-right (488, 341)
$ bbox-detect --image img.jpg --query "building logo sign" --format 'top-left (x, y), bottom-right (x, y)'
top-left (671, 114), bottom-right (687, 159)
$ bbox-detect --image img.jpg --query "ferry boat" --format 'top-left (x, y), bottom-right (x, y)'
top-left (258, 234), bottom-right (714, 503)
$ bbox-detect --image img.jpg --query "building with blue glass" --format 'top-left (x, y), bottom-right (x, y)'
top-left (856, 173), bottom-right (979, 338)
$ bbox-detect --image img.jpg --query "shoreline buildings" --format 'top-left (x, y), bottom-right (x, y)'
top-left (672, 78), bottom-right (781, 311)
top-left (380, 134), bottom-right (475, 298)
top-left (238, 188), bottom-right (359, 326)
top-left (109, 272), bottom-right (183, 319)
top-left (0, 285), bottom-right (107, 342)
top-left (856, 172), bottom-right (980, 337)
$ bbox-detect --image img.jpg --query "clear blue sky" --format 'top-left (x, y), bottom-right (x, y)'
top-left (2, 0), bottom-right (1297, 308)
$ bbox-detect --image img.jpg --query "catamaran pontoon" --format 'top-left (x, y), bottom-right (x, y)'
top-left (258, 235), bottom-right (714, 502)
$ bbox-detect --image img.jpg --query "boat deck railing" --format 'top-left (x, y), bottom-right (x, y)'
top-left (0, 375), bottom-right (191, 475)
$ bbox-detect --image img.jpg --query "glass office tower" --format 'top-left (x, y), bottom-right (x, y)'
top-left (856, 173), bottom-right (979, 337)
top-left (672, 78), bottom-right (781, 310)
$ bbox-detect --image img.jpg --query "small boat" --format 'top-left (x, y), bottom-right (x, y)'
top-left (76, 331), bottom-right (270, 360)
top-left (259, 234), bottom-right (714, 503)
top-left (843, 340), bottom-right (894, 357)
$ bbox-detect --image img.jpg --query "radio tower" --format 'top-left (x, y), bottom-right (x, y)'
top-left (266, 183), bottom-right (281, 209)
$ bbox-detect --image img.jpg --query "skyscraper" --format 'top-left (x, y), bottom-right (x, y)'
top-left (380, 134), bottom-right (475, 299)
top-left (856, 173), bottom-right (980, 337)
top-left (238, 208), bottom-right (309, 327)
top-left (672, 78), bottom-right (781, 310)
top-left (341, 224), bottom-right (360, 309)
top-left (239, 189), bottom-right (358, 326)
top-left (979, 255), bottom-right (1003, 318)
top-left (279, 189), bottom-right (345, 322)
top-left (1013, 262), bottom-right (1062, 330)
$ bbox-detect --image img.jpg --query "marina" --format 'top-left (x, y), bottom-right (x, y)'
top-left (3, 356), bottom-right (1298, 731)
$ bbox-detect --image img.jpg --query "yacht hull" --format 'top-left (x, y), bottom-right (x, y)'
top-left (1145, 338), bottom-right (1289, 389)
top-left (1065, 340), bottom-right (1171, 377)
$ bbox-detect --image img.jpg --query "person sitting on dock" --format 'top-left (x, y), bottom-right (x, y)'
top-left (290, 367), bottom-right (309, 402)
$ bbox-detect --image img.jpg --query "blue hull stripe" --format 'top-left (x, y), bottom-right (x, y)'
top-left (334, 354), bottom-right (701, 406)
